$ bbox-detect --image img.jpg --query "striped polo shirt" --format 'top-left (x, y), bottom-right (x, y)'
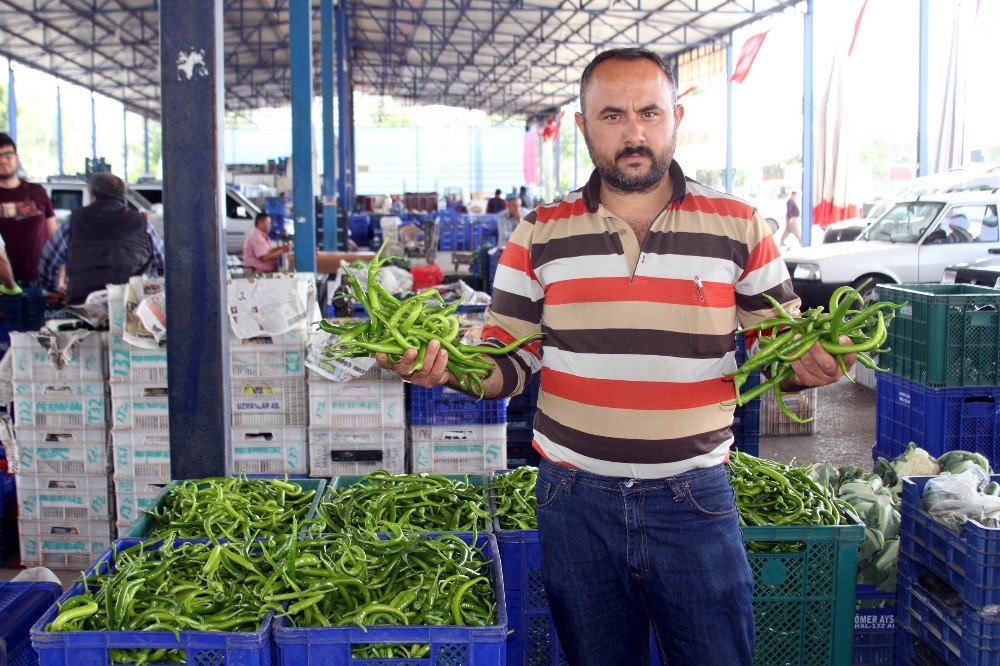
top-left (482, 162), bottom-right (800, 479)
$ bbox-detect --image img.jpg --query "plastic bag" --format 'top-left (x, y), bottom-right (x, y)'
top-left (922, 466), bottom-right (1000, 533)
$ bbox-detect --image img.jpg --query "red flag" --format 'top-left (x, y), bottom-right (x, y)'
top-left (848, 0), bottom-right (869, 57)
top-left (677, 85), bottom-right (699, 100)
top-left (729, 31), bottom-right (768, 84)
top-left (541, 111), bottom-right (564, 143)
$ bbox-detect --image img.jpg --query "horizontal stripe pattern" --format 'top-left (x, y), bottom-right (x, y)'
top-left (485, 164), bottom-right (800, 477)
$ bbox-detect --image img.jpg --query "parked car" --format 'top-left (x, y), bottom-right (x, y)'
top-left (44, 175), bottom-right (163, 236)
top-left (785, 191), bottom-right (1000, 308)
top-left (131, 178), bottom-right (268, 255)
top-left (823, 165), bottom-right (1000, 243)
top-left (941, 248), bottom-right (1000, 288)
top-left (749, 179), bottom-right (798, 235)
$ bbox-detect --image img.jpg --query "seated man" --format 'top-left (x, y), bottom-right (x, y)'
top-left (946, 214), bottom-right (973, 243)
top-left (38, 173), bottom-right (164, 305)
top-left (243, 212), bottom-right (292, 274)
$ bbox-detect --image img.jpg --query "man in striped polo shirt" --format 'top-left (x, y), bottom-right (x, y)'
top-left (379, 48), bottom-right (853, 665)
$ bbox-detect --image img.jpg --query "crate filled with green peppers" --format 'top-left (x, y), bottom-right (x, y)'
top-left (32, 537), bottom-right (279, 666)
top-left (126, 475), bottom-right (325, 539)
top-left (307, 470), bottom-right (492, 535)
top-left (272, 531), bottom-right (507, 664)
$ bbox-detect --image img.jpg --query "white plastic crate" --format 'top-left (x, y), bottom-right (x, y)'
top-left (231, 329), bottom-right (307, 346)
top-left (16, 427), bottom-right (109, 477)
top-left (10, 331), bottom-right (105, 382)
top-left (16, 473), bottom-right (111, 522)
top-left (308, 428), bottom-right (405, 476)
top-left (231, 378), bottom-right (307, 427)
top-left (230, 345), bottom-right (305, 379)
top-left (107, 335), bottom-right (168, 384)
top-left (231, 426), bottom-right (308, 475)
top-left (851, 357), bottom-right (878, 391)
top-left (760, 387), bottom-right (818, 436)
top-left (113, 477), bottom-right (165, 525)
top-left (13, 381), bottom-right (107, 428)
top-left (409, 424), bottom-right (507, 474)
top-left (111, 430), bottom-right (171, 481)
top-left (308, 379), bottom-right (405, 429)
top-left (18, 518), bottom-right (112, 569)
top-left (110, 383), bottom-right (170, 429)
top-left (307, 364), bottom-right (399, 382)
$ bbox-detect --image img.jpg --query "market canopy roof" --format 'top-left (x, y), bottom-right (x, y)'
top-left (0, 0), bottom-right (797, 120)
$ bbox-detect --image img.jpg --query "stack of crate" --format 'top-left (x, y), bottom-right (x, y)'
top-left (873, 284), bottom-right (1000, 468)
top-left (11, 331), bottom-right (112, 569)
top-left (229, 331), bottom-right (309, 475)
top-left (307, 358), bottom-right (406, 477)
top-left (407, 384), bottom-right (508, 474)
top-left (505, 373), bottom-right (540, 468)
top-left (895, 474), bottom-right (1000, 664)
top-left (107, 333), bottom-right (169, 536)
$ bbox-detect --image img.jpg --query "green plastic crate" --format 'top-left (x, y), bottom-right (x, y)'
top-left (878, 284), bottom-right (1000, 387)
top-left (125, 476), bottom-right (325, 538)
top-left (323, 473), bottom-right (491, 532)
top-left (743, 522), bottom-right (865, 666)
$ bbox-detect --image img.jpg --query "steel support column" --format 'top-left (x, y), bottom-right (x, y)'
top-left (143, 117), bottom-right (150, 176)
top-left (917, 0), bottom-right (929, 176)
top-left (321, 0), bottom-right (338, 251)
top-left (91, 93), bottom-right (97, 160)
top-left (725, 36), bottom-right (734, 194)
top-left (159, 0), bottom-right (231, 478)
top-left (801, 0), bottom-right (815, 246)
top-left (122, 106), bottom-right (128, 181)
top-left (336, 4), bottom-right (354, 212)
top-left (56, 86), bottom-right (63, 175)
top-left (290, 0), bottom-right (316, 271)
top-left (554, 128), bottom-right (561, 196)
top-left (6, 63), bottom-right (14, 145)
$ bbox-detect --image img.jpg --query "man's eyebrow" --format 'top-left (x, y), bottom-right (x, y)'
top-left (597, 105), bottom-right (626, 115)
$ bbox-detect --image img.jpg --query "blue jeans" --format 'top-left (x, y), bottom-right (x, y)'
top-left (536, 459), bottom-right (755, 666)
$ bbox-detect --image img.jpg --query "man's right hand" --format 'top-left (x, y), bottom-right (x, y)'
top-left (375, 339), bottom-right (453, 388)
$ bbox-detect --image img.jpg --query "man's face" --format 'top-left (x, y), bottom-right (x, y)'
top-left (0, 145), bottom-right (20, 180)
top-left (576, 58), bottom-right (684, 194)
top-left (257, 216), bottom-right (270, 231)
top-left (506, 198), bottom-right (521, 217)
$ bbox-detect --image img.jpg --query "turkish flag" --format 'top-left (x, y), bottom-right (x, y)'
top-left (729, 31), bottom-right (768, 84)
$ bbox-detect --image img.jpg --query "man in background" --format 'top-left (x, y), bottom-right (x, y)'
top-left (243, 212), bottom-right (292, 274)
top-left (0, 132), bottom-right (56, 284)
top-left (782, 190), bottom-right (801, 247)
top-left (38, 173), bottom-right (164, 305)
top-left (486, 189), bottom-right (505, 214)
top-left (496, 193), bottom-right (521, 248)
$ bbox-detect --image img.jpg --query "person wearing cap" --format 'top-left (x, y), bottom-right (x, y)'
top-left (496, 193), bottom-right (522, 248)
top-left (37, 172), bottom-right (164, 305)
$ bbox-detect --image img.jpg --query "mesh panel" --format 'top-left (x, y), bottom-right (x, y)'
top-left (526, 615), bottom-right (555, 666)
top-left (527, 567), bottom-right (547, 610)
top-left (435, 643), bottom-right (468, 665)
top-left (193, 650), bottom-right (223, 665)
top-left (10, 649), bottom-right (36, 666)
top-left (805, 544), bottom-right (835, 597)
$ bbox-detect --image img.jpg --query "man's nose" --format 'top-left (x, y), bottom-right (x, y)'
top-left (622, 113), bottom-right (644, 143)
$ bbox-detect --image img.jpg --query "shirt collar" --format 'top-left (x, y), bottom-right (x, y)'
top-left (581, 159), bottom-right (689, 213)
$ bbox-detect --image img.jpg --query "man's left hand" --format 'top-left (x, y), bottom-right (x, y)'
top-left (787, 335), bottom-right (856, 388)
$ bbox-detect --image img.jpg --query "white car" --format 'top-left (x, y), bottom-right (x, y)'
top-left (44, 176), bottom-right (163, 235)
top-left (785, 191), bottom-right (1000, 308)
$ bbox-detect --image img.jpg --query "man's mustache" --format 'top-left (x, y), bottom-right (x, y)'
top-left (616, 146), bottom-right (654, 160)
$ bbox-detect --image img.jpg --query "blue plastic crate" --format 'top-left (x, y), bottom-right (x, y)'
top-left (272, 533), bottom-right (506, 665)
top-left (853, 585), bottom-right (895, 665)
top-left (21, 289), bottom-right (50, 331)
top-left (896, 568), bottom-right (1000, 665)
top-left (1, 581), bottom-right (63, 666)
top-left (30, 539), bottom-right (274, 666)
top-left (732, 333), bottom-right (761, 456)
top-left (899, 474), bottom-right (1000, 610)
top-left (0, 470), bottom-right (14, 515)
top-left (509, 373), bottom-right (541, 410)
top-left (0, 294), bottom-right (25, 329)
top-left (347, 214), bottom-right (371, 247)
top-left (875, 372), bottom-right (1000, 468)
top-left (409, 385), bottom-right (508, 425)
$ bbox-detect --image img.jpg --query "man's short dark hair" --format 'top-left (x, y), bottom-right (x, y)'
top-left (579, 48), bottom-right (677, 115)
top-left (90, 173), bottom-right (126, 201)
top-left (0, 132), bottom-right (16, 154)
top-left (256, 212), bottom-right (270, 225)
top-left (494, 189), bottom-right (502, 196)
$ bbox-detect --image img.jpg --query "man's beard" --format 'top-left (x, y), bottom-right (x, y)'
top-left (584, 131), bottom-right (675, 194)
top-left (0, 164), bottom-right (16, 180)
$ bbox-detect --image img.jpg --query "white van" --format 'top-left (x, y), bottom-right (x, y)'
top-left (131, 179), bottom-right (267, 255)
